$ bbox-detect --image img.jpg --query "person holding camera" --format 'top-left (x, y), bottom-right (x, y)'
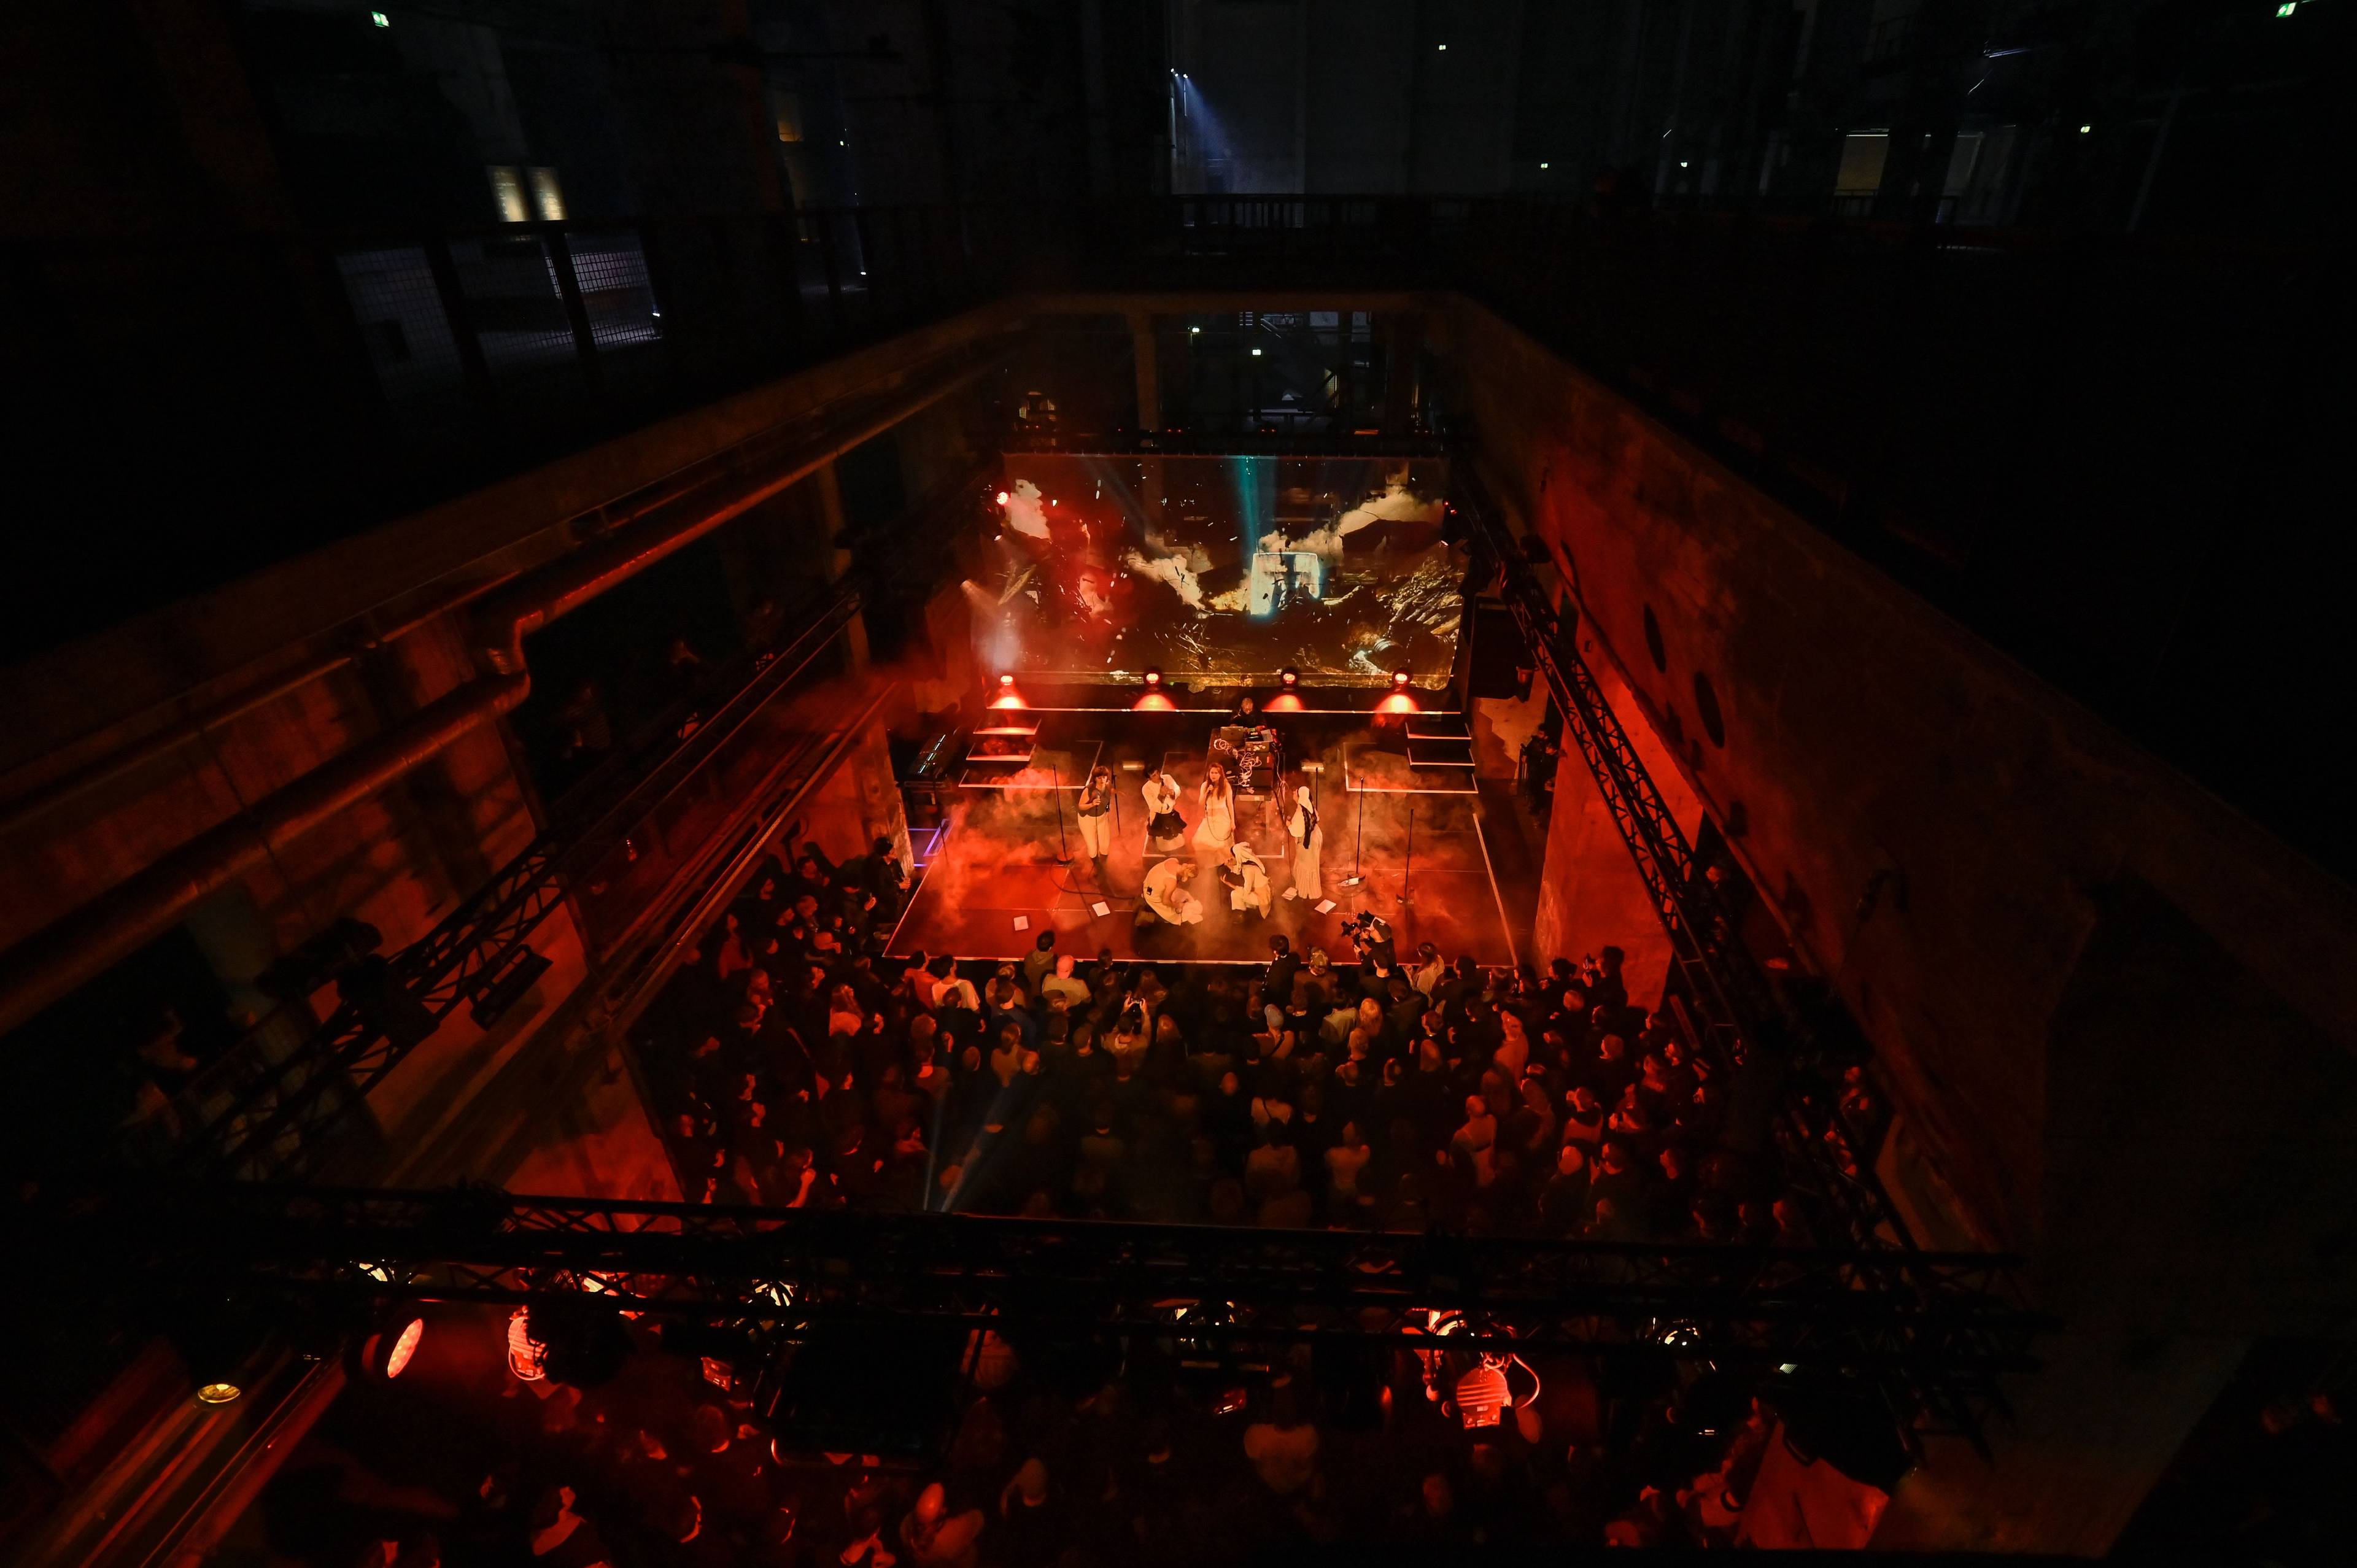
top-left (1340, 909), bottom-right (1397, 971)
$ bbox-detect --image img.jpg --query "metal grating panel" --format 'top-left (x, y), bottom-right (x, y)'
top-left (334, 245), bottom-right (463, 399)
top-left (567, 230), bottom-right (662, 348)
top-left (448, 233), bottom-right (576, 373)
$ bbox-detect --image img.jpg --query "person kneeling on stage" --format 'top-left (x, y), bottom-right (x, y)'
top-left (1223, 842), bottom-right (1273, 920)
top-left (1139, 857), bottom-right (1204, 927)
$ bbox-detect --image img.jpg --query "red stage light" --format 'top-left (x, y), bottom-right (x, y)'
top-left (995, 490), bottom-right (1010, 506)
top-left (999, 673), bottom-right (1016, 687)
top-left (367, 1317), bottom-right (425, 1379)
top-left (1264, 693), bottom-right (1305, 713)
top-left (506, 1307), bottom-right (549, 1382)
top-left (1391, 668), bottom-right (1412, 687)
top-left (1132, 692), bottom-right (1177, 712)
top-left (1280, 668), bottom-right (1299, 687)
top-left (1455, 1361), bottom-right (1510, 1429)
top-left (1144, 669), bottom-right (1162, 686)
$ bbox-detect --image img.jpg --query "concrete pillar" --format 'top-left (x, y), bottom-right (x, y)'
top-left (1128, 309), bottom-right (1161, 431)
top-left (804, 724), bottom-right (911, 873)
top-left (1380, 311), bottom-right (1424, 436)
top-left (1868, 1330), bottom-right (2248, 1554)
top-left (809, 460), bottom-right (871, 671)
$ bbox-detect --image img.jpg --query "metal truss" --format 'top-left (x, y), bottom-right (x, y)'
top-left (133, 1185), bottom-right (2045, 1421)
top-left (1452, 469), bottom-right (1932, 1256)
top-left (175, 840), bottom-right (576, 1183)
top-left (160, 591), bottom-right (870, 1183)
top-left (1000, 433), bottom-right (1448, 458)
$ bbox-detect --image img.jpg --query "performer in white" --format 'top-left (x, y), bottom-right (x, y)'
top-left (1142, 768), bottom-right (1187, 852)
top-left (1224, 841), bottom-right (1273, 919)
top-left (1194, 762), bottom-right (1236, 858)
top-left (1075, 765), bottom-right (1115, 862)
top-left (1282, 784), bottom-right (1323, 901)
top-left (1140, 857), bottom-right (1203, 925)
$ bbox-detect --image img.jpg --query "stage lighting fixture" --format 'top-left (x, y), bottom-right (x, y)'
top-left (506, 1305), bottom-right (550, 1382)
top-left (360, 1317), bottom-right (426, 1380)
top-left (1391, 668), bottom-right (1411, 687)
top-left (998, 673), bottom-right (1015, 688)
top-left (1280, 668), bottom-right (1299, 687)
top-left (995, 490), bottom-right (1010, 506)
top-left (1454, 1361), bottom-right (1509, 1429)
top-left (1144, 669), bottom-right (1162, 686)
top-left (176, 1290), bottom-right (266, 1408)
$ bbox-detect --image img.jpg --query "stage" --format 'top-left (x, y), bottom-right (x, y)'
top-left (886, 708), bottom-right (1520, 967)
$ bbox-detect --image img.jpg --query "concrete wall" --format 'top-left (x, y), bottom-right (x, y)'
top-left (0, 307), bottom-right (1013, 1200)
top-left (1529, 660), bottom-right (1703, 1011)
top-left (1430, 297), bottom-right (2357, 1328)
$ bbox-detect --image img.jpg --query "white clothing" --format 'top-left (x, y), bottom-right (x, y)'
top-left (1228, 848), bottom-right (1273, 916)
top-left (1142, 858), bottom-right (1204, 924)
top-left (1078, 809), bottom-right (1112, 857)
top-left (1143, 774), bottom-right (1187, 850)
top-left (1287, 797), bottom-right (1323, 899)
top-left (1195, 781), bottom-right (1236, 854)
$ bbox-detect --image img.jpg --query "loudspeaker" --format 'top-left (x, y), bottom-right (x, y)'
top-left (1466, 597), bottom-right (1535, 700)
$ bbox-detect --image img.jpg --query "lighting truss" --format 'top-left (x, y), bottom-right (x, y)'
top-left (125, 1184), bottom-right (2046, 1435)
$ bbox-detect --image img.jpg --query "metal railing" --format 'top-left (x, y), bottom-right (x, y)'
top-left (140, 590), bottom-right (870, 1183)
top-left (118, 1183), bottom-right (2048, 1393)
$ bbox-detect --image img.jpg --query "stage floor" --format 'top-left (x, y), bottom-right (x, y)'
top-left (887, 710), bottom-right (1520, 967)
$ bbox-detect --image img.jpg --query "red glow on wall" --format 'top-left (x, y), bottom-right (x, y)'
top-left (1263, 693), bottom-right (1306, 713)
top-left (1376, 691), bottom-right (1421, 714)
top-left (1132, 692), bottom-right (1178, 711)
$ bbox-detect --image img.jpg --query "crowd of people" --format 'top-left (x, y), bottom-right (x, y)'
top-left (633, 836), bottom-right (1862, 1249)
top-left (291, 835), bottom-right (1883, 1566)
top-left (308, 1281), bottom-right (1784, 1568)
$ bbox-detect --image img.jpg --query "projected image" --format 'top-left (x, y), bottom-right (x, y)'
top-left (978, 454), bottom-right (1461, 683)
